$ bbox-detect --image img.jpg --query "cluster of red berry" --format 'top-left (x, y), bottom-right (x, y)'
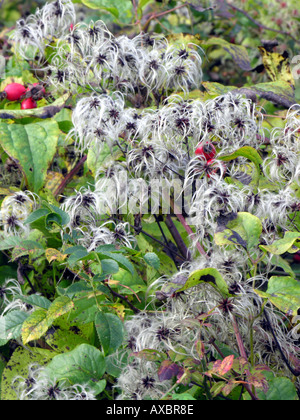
top-left (1, 82), bottom-right (46, 109)
top-left (195, 143), bottom-right (216, 161)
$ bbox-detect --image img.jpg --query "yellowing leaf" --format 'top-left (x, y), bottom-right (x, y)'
top-left (44, 171), bottom-right (64, 195)
top-left (21, 309), bottom-right (50, 345)
top-left (45, 248), bottom-right (67, 263)
top-left (106, 279), bottom-right (120, 286)
top-left (107, 303), bottom-right (126, 321)
top-left (254, 276), bottom-right (300, 316)
top-left (46, 296), bottom-right (74, 321)
top-left (260, 232), bottom-right (300, 255)
top-left (0, 187), bottom-right (15, 196)
top-left (215, 212), bottom-right (262, 251)
top-left (195, 340), bottom-right (205, 360)
top-left (21, 297), bottom-right (74, 345)
top-left (213, 355), bottom-right (235, 376)
top-left (202, 81), bottom-right (235, 96)
top-left (167, 33), bottom-right (202, 48)
top-left (258, 47), bottom-right (294, 86)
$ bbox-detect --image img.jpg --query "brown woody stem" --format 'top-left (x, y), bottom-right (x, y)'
top-left (54, 155), bottom-right (87, 198)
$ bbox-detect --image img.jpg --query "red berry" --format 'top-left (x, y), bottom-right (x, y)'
top-left (4, 83), bottom-right (26, 101)
top-left (21, 98), bottom-right (37, 110)
top-left (294, 252), bottom-right (300, 263)
top-left (195, 143), bottom-right (216, 160)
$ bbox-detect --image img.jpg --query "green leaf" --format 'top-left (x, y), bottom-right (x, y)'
top-left (54, 108), bottom-right (73, 133)
top-left (14, 294), bottom-right (52, 310)
top-left (138, 0), bottom-right (155, 16)
top-left (45, 212), bottom-right (63, 230)
top-left (105, 352), bottom-right (131, 378)
top-left (0, 120), bottom-right (60, 192)
top-left (0, 236), bottom-right (22, 251)
top-left (0, 265), bottom-right (17, 281)
top-left (95, 250), bottom-right (135, 276)
top-left (215, 212), bottom-right (262, 251)
top-left (218, 146), bottom-right (263, 174)
top-left (81, 0), bottom-right (132, 22)
top-left (266, 254), bottom-right (295, 278)
top-left (201, 37), bottom-right (252, 71)
top-left (67, 248), bottom-right (89, 267)
top-left (48, 204), bottom-right (70, 227)
top-left (161, 267), bottom-right (229, 298)
top-left (172, 392), bottom-right (197, 400)
top-left (69, 292), bottom-right (106, 324)
top-left (101, 259), bottom-right (120, 275)
top-left (94, 312), bottom-right (124, 356)
top-left (57, 281), bottom-right (92, 298)
top-left (65, 245), bottom-right (87, 255)
top-left (144, 252), bottom-right (161, 270)
top-left (260, 231), bottom-right (300, 255)
top-left (213, 342), bottom-right (240, 360)
top-left (111, 268), bottom-right (147, 296)
top-left (0, 310), bottom-right (29, 342)
top-left (45, 343), bottom-right (106, 394)
top-left (254, 276), bottom-right (300, 316)
top-left (259, 377), bottom-right (298, 401)
top-left (184, 268), bottom-right (229, 297)
top-left (24, 208), bottom-right (50, 224)
top-left (138, 0), bottom-right (155, 9)
top-left (96, 244), bottom-right (122, 253)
